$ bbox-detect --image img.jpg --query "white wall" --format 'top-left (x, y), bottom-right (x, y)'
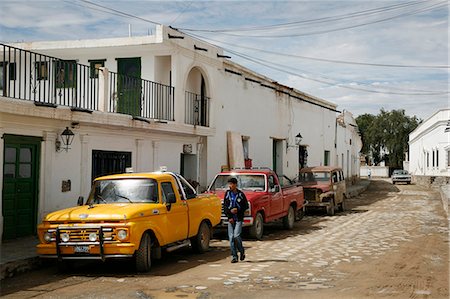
top-left (336, 111), bottom-right (362, 180)
top-left (360, 166), bottom-right (389, 177)
top-left (409, 109), bottom-right (450, 177)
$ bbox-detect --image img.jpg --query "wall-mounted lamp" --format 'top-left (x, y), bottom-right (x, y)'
top-left (55, 127), bottom-right (75, 152)
top-left (286, 133), bottom-right (303, 153)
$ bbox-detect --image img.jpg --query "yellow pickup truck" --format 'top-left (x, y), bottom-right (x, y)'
top-left (36, 171), bottom-right (221, 271)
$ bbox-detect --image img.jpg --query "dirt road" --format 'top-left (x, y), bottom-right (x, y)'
top-left (1, 180), bottom-right (448, 298)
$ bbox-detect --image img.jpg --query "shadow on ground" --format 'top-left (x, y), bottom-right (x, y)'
top-left (0, 244), bottom-right (231, 296)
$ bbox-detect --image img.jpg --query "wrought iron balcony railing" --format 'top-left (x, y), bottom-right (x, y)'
top-left (0, 43), bottom-right (174, 121)
top-left (185, 91), bottom-right (210, 127)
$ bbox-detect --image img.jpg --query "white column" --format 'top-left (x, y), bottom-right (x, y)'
top-left (98, 67), bottom-right (109, 112)
top-left (80, 134), bottom-right (90, 197)
top-left (41, 131), bottom-right (56, 220)
top-left (152, 141), bottom-right (159, 170)
top-left (0, 127), bottom-right (4, 243)
top-left (135, 139), bottom-right (144, 172)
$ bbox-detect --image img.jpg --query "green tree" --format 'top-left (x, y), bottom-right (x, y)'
top-left (356, 109), bottom-right (421, 168)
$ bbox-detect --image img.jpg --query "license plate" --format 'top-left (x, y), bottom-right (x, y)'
top-left (74, 245), bottom-right (90, 253)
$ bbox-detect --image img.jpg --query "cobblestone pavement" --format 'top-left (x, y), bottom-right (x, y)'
top-left (1, 180), bottom-right (448, 299)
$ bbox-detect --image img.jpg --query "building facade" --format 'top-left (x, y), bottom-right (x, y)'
top-left (336, 110), bottom-right (362, 181)
top-left (408, 108), bottom-right (450, 177)
top-left (0, 25), bottom-right (360, 241)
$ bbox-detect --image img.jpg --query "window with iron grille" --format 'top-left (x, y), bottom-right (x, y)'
top-left (35, 61), bottom-right (48, 80)
top-left (56, 60), bottom-right (77, 88)
top-left (89, 59), bottom-right (106, 79)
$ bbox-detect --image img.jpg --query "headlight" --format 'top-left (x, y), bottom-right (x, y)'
top-left (117, 229), bottom-right (128, 241)
top-left (61, 233), bottom-right (70, 242)
top-left (89, 232), bottom-right (97, 242)
top-left (44, 232), bottom-right (52, 243)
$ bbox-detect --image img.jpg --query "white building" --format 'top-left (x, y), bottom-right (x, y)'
top-left (336, 110), bottom-right (362, 181)
top-left (408, 108), bottom-right (450, 177)
top-left (0, 25), bottom-right (360, 241)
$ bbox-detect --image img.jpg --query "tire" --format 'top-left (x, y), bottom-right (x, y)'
top-left (191, 221), bottom-right (211, 253)
top-left (283, 206), bottom-right (295, 230)
top-left (249, 212), bottom-right (264, 240)
top-left (339, 199), bottom-right (346, 212)
top-left (326, 200), bottom-right (335, 216)
top-left (296, 208), bottom-right (305, 221)
top-left (135, 233), bottom-right (152, 272)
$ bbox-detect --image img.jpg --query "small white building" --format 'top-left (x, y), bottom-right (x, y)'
top-left (408, 108), bottom-right (450, 177)
top-left (336, 110), bottom-right (362, 181)
top-left (0, 25), bottom-right (360, 241)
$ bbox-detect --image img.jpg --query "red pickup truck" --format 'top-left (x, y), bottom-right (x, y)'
top-left (207, 169), bottom-right (305, 240)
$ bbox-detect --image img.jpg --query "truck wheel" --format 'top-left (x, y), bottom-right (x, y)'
top-left (135, 233), bottom-right (152, 272)
top-left (339, 199), bottom-right (346, 212)
top-left (283, 206), bottom-right (295, 230)
top-left (191, 221), bottom-right (211, 253)
top-left (296, 208), bottom-right (305, 221)
top-left (249, 213), bottom-right (264, 240)
top-left (326, 200), bottom-right (335, 216)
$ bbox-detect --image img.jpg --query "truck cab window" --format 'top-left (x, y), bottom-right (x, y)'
top-left (269, 175), bottom-right (278, 193)
top-left (161, 182), bottom-right (175, 203)
top-left (332, 172), bottom-right (338, 183)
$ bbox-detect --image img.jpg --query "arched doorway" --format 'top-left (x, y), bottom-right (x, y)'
top-left (185, 67), bottom-right (209, 127)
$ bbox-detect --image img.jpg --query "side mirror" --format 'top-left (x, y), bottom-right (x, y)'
top-left (165, 193), bottom-right (176, 211)
top-left (274, 185), bottom-right (280, 193)
top-left (77, 196), bottom-right (84, 206)
top-left (166, 193), bottom-right (177, 204)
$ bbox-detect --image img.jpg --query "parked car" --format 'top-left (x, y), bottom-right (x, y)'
top-left (207, 169), bottom-right (305, 240)
top-left (299, 166), bottom-right (347, 216)
top-left (391, 169), bottom-right (411, 184)
top-left (36, 171), bottom-right (222, 272)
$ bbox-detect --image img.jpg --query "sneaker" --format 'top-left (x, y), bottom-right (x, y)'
top-left (240, 253), bottom-right (246, 261)
top-left (231, 258), bottom-right (238, 263)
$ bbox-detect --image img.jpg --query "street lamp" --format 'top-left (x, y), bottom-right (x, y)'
top-left (286, 132), bottom-right (303, 153)
top-left (55, 127), bottom-right (75, 152)
top-left (294, 133), bottom-right (303, 146)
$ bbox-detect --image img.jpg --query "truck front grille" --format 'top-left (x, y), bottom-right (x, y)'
top-left (304, 189), bottom-right (317, 201)
top-left (48, 226), bottom-right (117, 244)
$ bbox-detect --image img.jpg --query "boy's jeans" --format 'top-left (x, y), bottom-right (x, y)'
top-left (228, 221), bottom-right (244, 258)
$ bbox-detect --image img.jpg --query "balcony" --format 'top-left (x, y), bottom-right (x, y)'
top-left (185, 91), bottom-right (210, 127)
top-left (0, 43), bottom-right (174, 121)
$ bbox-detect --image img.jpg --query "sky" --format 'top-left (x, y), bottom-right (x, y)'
top-left (0, 0), bottom-right (448, 120)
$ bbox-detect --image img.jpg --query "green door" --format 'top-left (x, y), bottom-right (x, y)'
top-left (117, 57), bottom-right (141, 117)
top-left (2, 135), bottom-right (41, 240)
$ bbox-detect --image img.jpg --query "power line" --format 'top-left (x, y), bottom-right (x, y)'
top-left (186, 32), bottom-right (449, 69)
top-left (78, 0), bottom-right (160, 25)
top-left (66, 1), bottom-right (129, 20)
top-left (178, 0), bottom-right (425, 32)
top-left (180, 1), bottom-right (447, 38)
top-left (222, 47), bottom-right (449, 96)
top-left (170, 1), bottom-right (194, 26)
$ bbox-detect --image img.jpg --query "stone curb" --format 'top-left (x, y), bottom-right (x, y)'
top-left (346, 180), bottom-right (370, 199)
top-left (0, 256), bottom-right (42, 280)
top-left (439, 186), bottom-right (449, 218)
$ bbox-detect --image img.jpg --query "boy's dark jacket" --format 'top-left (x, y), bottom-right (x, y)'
top-left (223, 189), bottom-right (249, 221)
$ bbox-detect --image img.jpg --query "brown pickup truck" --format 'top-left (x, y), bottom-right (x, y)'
top-left (299, 166), bottom-right (347, 216)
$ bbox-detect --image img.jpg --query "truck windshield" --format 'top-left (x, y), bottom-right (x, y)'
top-left (299, 172), bottom-right (330, 183)
top-left (210, 174), bottom-right (266, 191)
top-left (87, 179), bottom-right (159, 204)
